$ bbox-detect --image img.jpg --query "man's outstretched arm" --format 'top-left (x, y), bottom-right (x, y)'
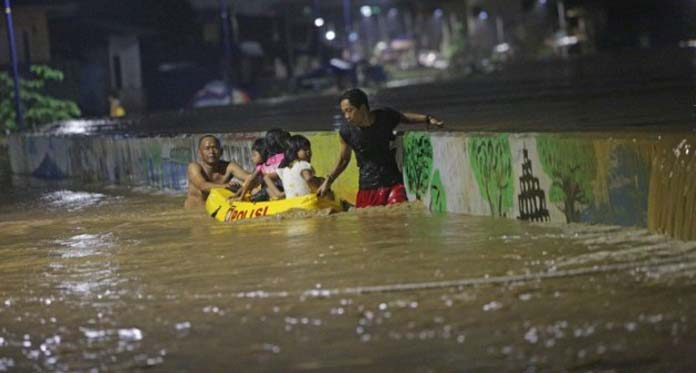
top-left (225, 161), bottom-right (250, 182)
top-left (231, 170), bottom-right (260, 200)
top-left (400, 112), bottom-right (444, 128)
top-left (317, 136), bottom-right (352, 197)
top-left (187, 163), bottom-right (228, 192)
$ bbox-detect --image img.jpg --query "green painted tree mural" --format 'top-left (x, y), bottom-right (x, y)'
top-left (468, 135), bottom-right (513, 217)
top-left (429, 169), bottom-right (447, 213)
top-left (403, 133), bottom-right (433, 200)
top-left (536, 136), bottom-right (597, 223)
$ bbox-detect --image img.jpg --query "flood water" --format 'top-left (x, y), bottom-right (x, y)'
top-left (1, 148), bottom-right (696, 371)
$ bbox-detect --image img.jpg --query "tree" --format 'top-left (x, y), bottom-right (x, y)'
top-left (403, 132), bottom-right (434, 200)
top-left (444, 18), bottom-right (469, 66)
top-left (1, 65), bottom-right (81, 132)
top-left (536, 135), bottom-right (597, 223)
top-left (468, 135), bottom-right (513, 217)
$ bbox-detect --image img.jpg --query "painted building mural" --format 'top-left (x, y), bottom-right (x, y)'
top-left (517, 147), bottom-right (550, 222)
top-left (7, 131), bottom-right (696, 241)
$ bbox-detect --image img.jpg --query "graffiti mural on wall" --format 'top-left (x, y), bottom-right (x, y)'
top-left (468, 135), bottom-right (513, 217)
top-left (32, 154), bottom-right (65, 179)
top-left (588, 143), bottom-right (650, 226)
top-left (403, 132), bottom-right (433, 200)
top-left (517, 148), bottom-right (550, 222)
top-left (221, 144), bottom-right (252, 170)
top-left (160, 161), bottom-right (188, 190)
top-left (220, 132), bottom-right (261, 171)
top-left (143, 142), bottom-right (163, 187)
top-left (609, 145), bottom-right (650, 225)
top-left (536, 135), bottom-right (597, 223)
top-left (648, 136), bottom-right (696, 241)
top-left (31, 137), bottom-right (64, 179)
top-left (8, 131), bottom-right (696, 241)
top-left (306, 132), bottom-right (359, 204)
top-left (429, 169), bottom-right (447, 213)
top-left (161, 146), bottom-right (191, 190)
top-left (169, 146), bottom-right (192, 164)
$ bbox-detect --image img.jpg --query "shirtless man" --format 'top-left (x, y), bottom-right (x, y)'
top-left (184, 135), bottom-right (250, 209)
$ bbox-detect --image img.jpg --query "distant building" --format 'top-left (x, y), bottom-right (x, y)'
top-left (0, 5), bottom-right (51, 67)
top-left (2, 2), bottom-right (147, 116)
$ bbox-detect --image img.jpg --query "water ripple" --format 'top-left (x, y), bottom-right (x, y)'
top-left (53, 233), bottom-right (116, 258)
top-left (40, 190), bottom-right (109, 211)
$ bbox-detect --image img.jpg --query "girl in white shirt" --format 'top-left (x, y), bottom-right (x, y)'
top-left (276, 135), bottom-right (330, 199)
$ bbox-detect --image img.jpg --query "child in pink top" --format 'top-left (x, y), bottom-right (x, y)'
top-left (234, 129), bottom-right (289, 201)
top-left (256, 152), bottom-right (284, 175)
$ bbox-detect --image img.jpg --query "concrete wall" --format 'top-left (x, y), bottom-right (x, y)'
top-left (401, 132), bottom-right (695, 241)
top-left (7, 132), bottom-right (361, 203)
top-left (8, 131), bottom-right (696, 240)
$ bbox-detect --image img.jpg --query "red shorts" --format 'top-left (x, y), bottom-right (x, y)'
top-left (355, 184), bottom-right (407, 208)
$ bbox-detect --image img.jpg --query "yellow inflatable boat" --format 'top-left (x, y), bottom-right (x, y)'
top-left (205, 188), bottom-right (343, 222)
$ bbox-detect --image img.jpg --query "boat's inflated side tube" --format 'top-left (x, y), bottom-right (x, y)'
top-left (205, 188), bottom-right (343, 222)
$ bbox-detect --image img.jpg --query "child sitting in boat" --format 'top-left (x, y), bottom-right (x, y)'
top-left (275, 135), bottom-right (332, 199)
top-left (233, 138), bottom-right (270, 201)
top-left (234, 129), bottom-right (289, 201)
top-left (262, 128), bottom-right (290, 174)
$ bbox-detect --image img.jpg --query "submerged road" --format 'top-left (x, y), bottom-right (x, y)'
top-left (1, 182), bottom-right (696, 371)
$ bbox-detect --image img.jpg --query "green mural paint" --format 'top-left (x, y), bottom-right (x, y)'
top-left (143, 142), bottom-right (163, 185)
top-left (145, 142), bottom-right (163, 166)
top-left (536, 135), bottom-right (597, 223)
top-left (429, 169), bottom-right (447, 213)
top-left (403, 133), bottom-right (433, 200)
top-left (468, 135), bottom-right (513, 217)
top-left (169, 147), bottom-right (193, 164)
top-left (590, 144), bottom-right (649, 226)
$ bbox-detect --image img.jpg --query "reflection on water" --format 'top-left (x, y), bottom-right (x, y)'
top-left (53, 233), bottom-right (116, 258)
top-left (1, 178), bottom-right (696, 371)
top-left (40, 190), bottom-right (111, 212)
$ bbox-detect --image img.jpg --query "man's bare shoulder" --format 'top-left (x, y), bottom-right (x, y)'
top-left (188, 161), bottom-right (203, 172)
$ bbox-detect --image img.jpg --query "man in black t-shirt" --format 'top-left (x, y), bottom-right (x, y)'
top-left (317, 88), bottom-right (443, 208)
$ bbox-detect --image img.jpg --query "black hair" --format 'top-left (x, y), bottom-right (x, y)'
top-left (265, 128), bottom-right (291, 156)
top-left (339, 88), bottom-right (369, 110)
top-left (198, 134), bottom-right (220, 148)
top-left (279, 135), bottom-right (311, 168)
top-left (251, 138), bottom-right (268, 163)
